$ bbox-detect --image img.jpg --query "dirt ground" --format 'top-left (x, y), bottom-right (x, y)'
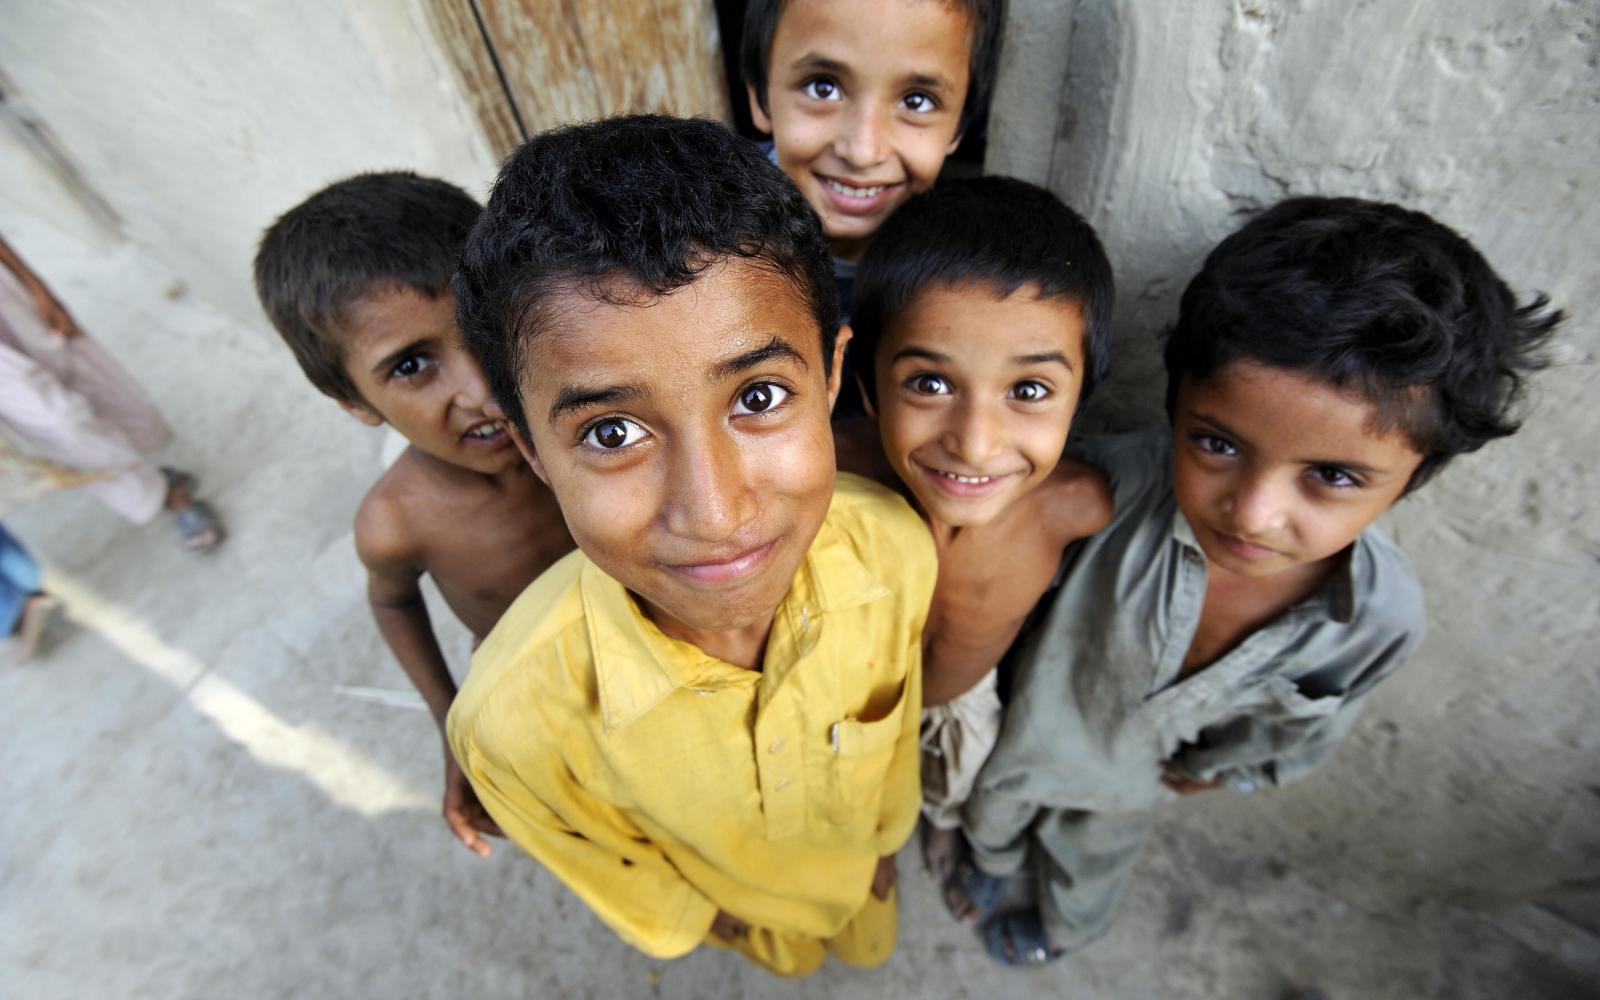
top-left (3, 222), bottom-right (1595, 1000)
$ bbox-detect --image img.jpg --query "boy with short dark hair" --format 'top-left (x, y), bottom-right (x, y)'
top-left (254, 173), bottom-right (572, 858)
top-left (447, 115), bottom-right (935, 977)
top-left (839, 176), bottom-right (1113, 882)
top-left (741, 0), bottom-right (1005, 414)
top-left (954, 197), bottom-right (1560, 966)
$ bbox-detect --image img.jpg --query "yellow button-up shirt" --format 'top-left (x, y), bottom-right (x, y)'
top-left (448, 473), bottom-right (935, 959)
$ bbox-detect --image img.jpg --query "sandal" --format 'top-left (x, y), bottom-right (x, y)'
top-left (944, 859), bottom-right (1009, 928)
top-left (984, 908), bottom-right (1064, 968)
top-left (162, 467), bottom-right (223, 553)
top-left (174, 499), bottom-right (224, 553)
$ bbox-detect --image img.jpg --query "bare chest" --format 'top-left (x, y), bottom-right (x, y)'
top-left (422, 490), bottom-right (573, 637)
top-left (925, 530), bottom-right (1062, 674)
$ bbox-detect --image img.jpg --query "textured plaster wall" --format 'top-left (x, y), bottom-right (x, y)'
top-left (989, 0), bottom-right (1599, 933)
top-left (0, 0), bottom-right (498, 327)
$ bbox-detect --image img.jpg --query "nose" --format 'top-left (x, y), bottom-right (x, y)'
top-left (835, 101), bottom-right (890, 169)
top-left (450, 346), bottom-right (491, 411)
top-left (663, 433), bottom-right (759, 544)
top-left (943, 399), bottom-right (1003, 467)
top-left (1222, 472), bottom-right (1288, 537)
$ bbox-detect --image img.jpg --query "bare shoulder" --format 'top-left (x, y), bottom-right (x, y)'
top-left (832, 417), bottom-right (898, 488)
top-left (1039, 455), bottom-right (1114, 543)
top-left (353, 454), bottom-right (426, 571)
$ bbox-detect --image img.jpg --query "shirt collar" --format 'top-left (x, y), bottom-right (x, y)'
top-left (1168, 506), bottom-right (1358, 624)
top-left (581, 512), bottom-right (893, 733)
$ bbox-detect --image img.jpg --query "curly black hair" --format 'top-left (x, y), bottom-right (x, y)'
top-left (254, 171), bottom-right (480, 404)
top-left (740, 0), bottom-right (1005, 140)
top-left (453, 115), bottom-right (837, 441)
top-left (851, 175), bottom-right (1113, 407)
top-left (1166, 196), bottom-right (1561, 492)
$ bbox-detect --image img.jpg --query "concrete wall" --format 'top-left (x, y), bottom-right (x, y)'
top-left (989, 0), bottom-right (1599, 931)
top-left (0, 0), bottom-right (499, 327)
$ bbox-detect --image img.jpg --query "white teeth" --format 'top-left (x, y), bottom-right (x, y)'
top-left (938, 470), bottom-right (994, 484)
top-left (825, 179), bottom-right (887, 198)
top-left (466, 420), bottom-right (504, 439)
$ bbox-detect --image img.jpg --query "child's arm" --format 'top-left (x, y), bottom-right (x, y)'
top-left (355, 494), bottom-right (501, 857)
top-left (0, 234), bottom-right (80, 336)
top-left (450, 719), bottom-right (719, 958)
top-left (1172, 625), bottom-right (1424, 791)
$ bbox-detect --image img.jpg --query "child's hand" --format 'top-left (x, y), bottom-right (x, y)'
top-left (710, 909), bottom-right (751, 941)
top-left (871, 853), bottom-right (898, 900)
top-left (1160, 759), bottom-right (1223, 796)
top-left (443, 754), bottom-right (504, 857)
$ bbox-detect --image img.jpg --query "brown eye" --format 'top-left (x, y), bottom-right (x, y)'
top-left (734, 382), bottom-right (789, 415)
top-left (585, 416), bottom-right (640, 448)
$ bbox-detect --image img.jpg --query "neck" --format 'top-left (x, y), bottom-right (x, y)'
top-left (645, 603), bottom-right (775, 671)
top-left (830, 235), bottom-right (868, 263)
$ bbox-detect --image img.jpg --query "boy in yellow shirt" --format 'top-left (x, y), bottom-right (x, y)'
top-left (447, 115), bottom-right (935, 977)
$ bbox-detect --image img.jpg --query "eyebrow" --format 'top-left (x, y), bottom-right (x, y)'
top-left (790, 54), bottom-right (850, 77)
top-left (888, 347), bottom-right (1076, 370)
top-left (370, 339), bottom-right (432, 377)
top-left (1189, 411), bottom-right (1386, 474)
top-left (1014, 351), bottom-right (1075, 370)
top-left (547, 383), bottom-right (645, 424)
top-left (710, 338), bottom-right (809, 382)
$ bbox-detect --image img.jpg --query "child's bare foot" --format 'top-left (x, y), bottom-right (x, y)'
top-left (162, 467), bottom-right (223, 553)
top-left (944, 861), bottom-right (1007, 929)
top-left (922, 824), bottom-right (964, 884)
top-left (14, 592), bottom-right (61, 661)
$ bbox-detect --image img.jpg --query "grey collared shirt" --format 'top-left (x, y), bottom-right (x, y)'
top-left (965, 432), bottom-right (1424, 870)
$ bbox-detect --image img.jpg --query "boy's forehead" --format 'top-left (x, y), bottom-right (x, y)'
top-left (884, 282), bottom-right (1087, 357)
top-left (519, 260), bottom-right (823, 406)
top-left (772, 0), bottom-right (973, 82)
top-left (1183, 361), bottom-right (1422, 459)
top-left (339, 286), bottom-right (456, 360)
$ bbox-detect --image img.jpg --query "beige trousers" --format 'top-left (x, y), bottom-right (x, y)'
top-left (0, 266), bottom-right (170, 523)
top-left (919, 668), bottom-right (1002, 830)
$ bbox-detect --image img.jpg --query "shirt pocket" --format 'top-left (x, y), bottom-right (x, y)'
top-left (820, 676), bottom-right (911, 836)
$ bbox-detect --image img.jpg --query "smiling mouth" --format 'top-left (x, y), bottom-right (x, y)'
top-left (920, 464), bottom-right (1014, 497)
top-left (460, 419), bottom-right (509, 446)
top-left (822, 177), bottom-right (894, 199)
top-left (663, 538), bottom-right (781, 586)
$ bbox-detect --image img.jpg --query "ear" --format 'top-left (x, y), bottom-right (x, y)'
top-left (337, 398), bottom-right (385, 428)
top-left (747, 84), bottom-right (774, 135)
top-left (506, 419), bottom-right (549, 486)
top-left (856, 368), bottom-right (876, 419)
top-left (826, 324), bottom-right (853, 413)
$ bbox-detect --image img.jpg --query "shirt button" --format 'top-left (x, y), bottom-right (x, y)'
top-left (769, 738), bottom-right (786, 754)
top-left (1184, 549), bottom-right (1203, 564)
top-left (775, 777), bottom-right (791, 791)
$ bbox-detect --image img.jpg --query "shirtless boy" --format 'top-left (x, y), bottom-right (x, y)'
top-left (840, 176), bottom-right (1115, 883)
top-left (254, 173), bottom-right (571, 857)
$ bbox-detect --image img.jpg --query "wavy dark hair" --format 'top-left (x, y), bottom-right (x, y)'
top-left (852, 175), bottom-right (1113, 407)
top-left (254, 171), bottom-right (480, 403)
top-left (454, 115), bottom-right (837, 441)
top-left (1166, 196), bottom-right (1561, 492)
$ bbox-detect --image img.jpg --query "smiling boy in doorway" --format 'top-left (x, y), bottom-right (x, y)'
top-left (447, 116), bottom-right (935, 977)
top-left (740, 0), bottom-right (1004, 414)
